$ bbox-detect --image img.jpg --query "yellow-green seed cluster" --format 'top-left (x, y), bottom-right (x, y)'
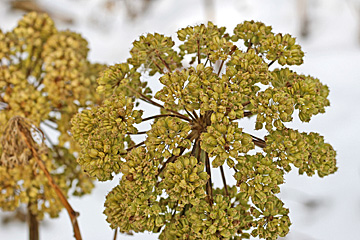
top-left (146, 117), bottom-right (192, 158)
top-left (0, 12), bottom-right (103, 221)
top-left (232, 20), bottom-right (304, 66)
top-left (71, 20), bottom-right (337, 240)
top-left (104, 147), bottom-right (163, 232)
top-left (160, 192), bottom-right (251, 240)
top-left (71, 94), bottom-right (142, 181)
top-left (128, 33), bottom-right (183, 75)
top-left (96, 62), bottom-right (152, 100)
top-left (264, 129), bottom-right (337, 176)
top-left (201, 122), bottom-right (254, 168)
top-left (178, 21), bottom-right (233, 62)
top-left (161, 155), bottom-right (208, 207)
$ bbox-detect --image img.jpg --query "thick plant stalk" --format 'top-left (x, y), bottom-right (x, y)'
top-left (28, 202), bottom-right (39, 240)
top-left (18, 126), bottom-right (82, 240)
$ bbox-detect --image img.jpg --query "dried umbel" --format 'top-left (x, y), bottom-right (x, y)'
top-left (0, 116), bottom-right (46, 168)
top-left (72, 21), bottom-right (337, 239)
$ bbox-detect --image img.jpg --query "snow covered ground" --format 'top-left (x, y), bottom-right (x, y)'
top-left (1, 0), bottom-right (359, 239)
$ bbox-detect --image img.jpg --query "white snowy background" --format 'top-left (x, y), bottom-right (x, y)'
top-left (0, 0), bottom-right (359, 239)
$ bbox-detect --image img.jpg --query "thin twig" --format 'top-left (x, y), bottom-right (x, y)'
top-left (249, 134), bottom-right (266, 148)
top-left (41, 120), bottom-right (57, 130)
top-left (204, 151), bottom-right (213, 206)
top-left (246, 42), bottom-right (253, 53)
top-left (204, 56), bottom-right (210, 66)
top-left (192, 110), bottom-right (199, 119)
top-left (197, 39), bottom-right (201, 64)
top-left (183, 107), bottom-right (196, 121)
top-left (125, 141), bottom-right (145, 152)
top-left (113, 228), bottom-right (118, 240)
top-left (155, 146), bottom-right (187, 184)
top-left (155, 50), bottom-right (171, 72)
top-left (125, 85), bottom-right (191, 121)
top-left (39, 127), bottom-right (63, 161)
top-left (142, 114), bottom-right (190, 122)
top-left (268, 59), bottom-right (276, 67)
top-left (217, 45), bottom-right (237, 75)
top-left (151, 59), bottom-right (164, 74)
top-left (155, 131), bottom-right (196, 181)
top-left (127, 131), bottom-right (148, 135)
top-left (220, 165), bottom-right (229, 197)
top-left (217, 60), bottom-right (225, 76)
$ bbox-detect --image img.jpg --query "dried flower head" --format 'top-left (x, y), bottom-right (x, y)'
top-left (0, 116), bottom-right (46, 168)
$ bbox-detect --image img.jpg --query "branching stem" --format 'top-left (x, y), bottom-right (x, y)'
top-left (183, 107), bottom-right (196, 121)
top-left (125, 85), bottom-right (191, 121)
top-left (217, 45), bottom-right (237, 76)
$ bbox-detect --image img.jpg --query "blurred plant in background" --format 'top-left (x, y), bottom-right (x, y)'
top-left (0, 12), bottom-right (105, 240)
top-left (72, 20), bottom-right (337, 239)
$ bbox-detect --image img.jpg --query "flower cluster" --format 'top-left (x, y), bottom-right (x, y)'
top-left (72, 21), bottom-right (337, 239)
top-left (0, 12), bottom-right (103, 223)
top-left (264, 128), bottom-right (337, 176)
top-left (71, 93), bottom-right (142, 181)
top-left (145, 116), bottom-right (192, 158)
top-left (104, 147), bottom-right (163, 232)
top-left (161, 155), bottom-right (208, 207)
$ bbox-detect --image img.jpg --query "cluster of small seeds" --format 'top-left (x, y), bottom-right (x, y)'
top-left (0, 12), bottom-right (103, 221)
top-left (71, 20), bottom-right (337, 240)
